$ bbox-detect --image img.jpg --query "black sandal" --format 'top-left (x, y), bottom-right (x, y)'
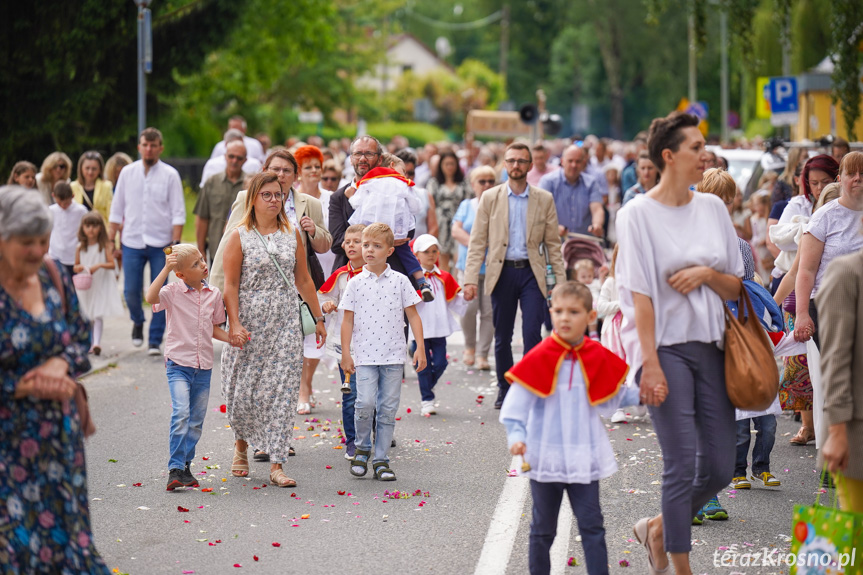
top-left (253, 450), bottom-right (270, 462)
top-left (350, 448), bottom-right (370, 477)
top-left (288, 447), bottom-right (296, 457)
top-left (373, 461), bottom-right (396, 481)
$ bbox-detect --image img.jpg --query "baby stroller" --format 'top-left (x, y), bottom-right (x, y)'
top-left (562, 233), bottom-right (607, 281)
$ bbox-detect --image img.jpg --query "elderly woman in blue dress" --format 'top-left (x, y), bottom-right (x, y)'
top-left (0, 186), bottom-right (110, 573)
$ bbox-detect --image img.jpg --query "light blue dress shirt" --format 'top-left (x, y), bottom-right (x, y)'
top-left (539, 170), bottom-right (602, 235)
top-left (505, 183), bottom-right (530, 260)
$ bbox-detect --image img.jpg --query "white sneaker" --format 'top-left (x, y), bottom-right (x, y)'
top-left (610, 408), bottom-right (627, 423)
top-left (421, 401), bottom-right (436, 416)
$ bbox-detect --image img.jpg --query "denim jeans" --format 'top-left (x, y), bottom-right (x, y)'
top-left (735, 415), bottom-right (777, 477)
top-left (166, 359), bottom-right (212, 470)
top-left (417, 337), bottom-right (447, 402)
top-left (122, 244), bottom-right (168, 346)
top-left (354, 364), bottom-right (402, 464)
top-left (529, 480), bottom-right (608, 575)
top-left (339, 366), bottom-right (357, 445)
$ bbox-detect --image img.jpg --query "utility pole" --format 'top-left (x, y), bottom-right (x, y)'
top-left (134, 0), bottom-right (153, 137)
top-left (720, 9), bottom-right (729, 144)
top-left (499, 4), bottom-right (509, 92)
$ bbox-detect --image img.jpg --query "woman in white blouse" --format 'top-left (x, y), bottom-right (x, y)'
top-left (795, 151), bottom-right (863, 346)
top-left (617, 112), bottom-right (743, 575)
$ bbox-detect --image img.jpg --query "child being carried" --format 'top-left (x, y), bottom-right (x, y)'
top-left (348, 166), bottom-right (435, 302)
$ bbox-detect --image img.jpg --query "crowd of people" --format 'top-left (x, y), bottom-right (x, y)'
top-left (2, 110), bottom-right (862, 575)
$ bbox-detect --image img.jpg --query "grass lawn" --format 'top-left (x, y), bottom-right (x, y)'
top-left (181, 186), bottom-right (198, 244)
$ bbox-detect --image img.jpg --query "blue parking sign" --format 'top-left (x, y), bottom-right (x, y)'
top-left (769, 77), bottom-right (798, 114)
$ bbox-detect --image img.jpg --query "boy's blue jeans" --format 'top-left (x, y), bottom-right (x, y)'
top-left (354, 364), bottom-right (402, 464)
top-left (734, 415), bottom-right (777, 477)
top-left (417, 337), bottom-right (447, 402)
top-left (166, 359), bottom-right (211, 470)
top-left (339, 366), bottom-right (357, 445)
top-left (122, 244), bottom-right (167, 346)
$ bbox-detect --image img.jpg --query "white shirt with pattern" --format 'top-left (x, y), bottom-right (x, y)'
top-left (339, 265), bottom-right (421, 365)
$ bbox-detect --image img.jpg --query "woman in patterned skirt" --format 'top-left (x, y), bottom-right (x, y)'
top-left (220, 172), bottom-right (326, 487)
top-left (0, 187), bottom-right (110, 574)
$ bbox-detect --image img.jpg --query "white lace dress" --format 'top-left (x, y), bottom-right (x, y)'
top-left (75, 243), bottom-right (124, 320)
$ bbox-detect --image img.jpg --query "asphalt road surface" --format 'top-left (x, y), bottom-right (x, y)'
top-left (83, 324), bottom-right (818, 575)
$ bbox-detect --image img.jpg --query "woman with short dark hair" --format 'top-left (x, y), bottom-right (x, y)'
top-left (618, 112), bottom-right (743, 575)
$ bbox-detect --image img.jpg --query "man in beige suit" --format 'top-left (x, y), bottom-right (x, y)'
top-left (464, 142), bottom-right (566, 408)
top-left (209, 150), bottom-right (332, 292)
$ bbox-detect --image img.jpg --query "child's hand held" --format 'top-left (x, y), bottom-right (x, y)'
top-left (510, 442), bottom-right (526, 456)
top-left (322, 301), bottom-right (336, 314)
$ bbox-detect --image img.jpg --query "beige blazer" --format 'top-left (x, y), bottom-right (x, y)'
top-left (816, 249), bottom-right (863, 481)
top-left (464, 183), bottom-right (565, 296)
top-left (209, 189), bottom-right (331, 291)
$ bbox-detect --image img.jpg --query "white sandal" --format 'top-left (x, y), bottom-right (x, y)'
top-left (297, 402), bottom-right (311, 415)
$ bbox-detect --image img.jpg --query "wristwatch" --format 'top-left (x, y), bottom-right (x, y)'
top-left (314, 315), bottom-right (325, 324)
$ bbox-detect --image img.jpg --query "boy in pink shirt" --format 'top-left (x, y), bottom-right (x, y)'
top-left (146, 244), bottom-right (232, 491)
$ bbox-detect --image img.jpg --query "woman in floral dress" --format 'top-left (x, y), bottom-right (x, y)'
top-left (220, 172), bottom-right (326, 488)
top-left (0, 187), bottom-right (110, 574)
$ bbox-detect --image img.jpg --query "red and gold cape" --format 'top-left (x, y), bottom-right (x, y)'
top-left (505, 332), bottom-right (629, 406)
top-left (423, 268), bottom-right (461, 302)
top-left (319, 262), bottom-right (362, 294)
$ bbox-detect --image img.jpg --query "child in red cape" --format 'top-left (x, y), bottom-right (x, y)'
top-left (500, 281), bottom-right (641, 575)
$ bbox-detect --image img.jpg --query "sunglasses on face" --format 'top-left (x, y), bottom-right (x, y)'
top-left (321, 176), bottom-right (339, 182)
top-left (477, 179), bottom-right (495, 185)
top-left (226, 154), bottom-right (246, 161)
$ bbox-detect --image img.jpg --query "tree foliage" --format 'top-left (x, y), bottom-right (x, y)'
top-left (830, 0), bottom-right (863, 140)
top-left (0, 0), bottom-right (243, 175)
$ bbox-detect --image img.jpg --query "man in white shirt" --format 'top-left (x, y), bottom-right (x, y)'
top-left (209, 116), bottom-right (265, 163)
top-left (199, 129), bottom-right (262, 188)
top-left (109, 127), bottom-right (186, 355)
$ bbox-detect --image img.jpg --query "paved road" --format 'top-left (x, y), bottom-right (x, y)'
top-left (83, 315), bottom-right (815, 575)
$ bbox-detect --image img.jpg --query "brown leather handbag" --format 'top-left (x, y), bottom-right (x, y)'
top-left (724, 280), bottom-right (779, 411)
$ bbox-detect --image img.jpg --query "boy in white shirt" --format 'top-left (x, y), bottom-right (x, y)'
top-left (48, 182), bottom-right (88, 277)
top-left (340, 223), bottom-right (427, 481)
top-left (409, 234), bottom-right (467, 416)
top-left (318, 224), bottom-right (366, 459)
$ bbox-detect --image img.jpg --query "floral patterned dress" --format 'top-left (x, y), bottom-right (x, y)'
top-left (220, 227), bottom-right (303, 463)
top-left (0, 263), bottom-right (110, 574)
top-left (427, 179), bottom-right (472, 258)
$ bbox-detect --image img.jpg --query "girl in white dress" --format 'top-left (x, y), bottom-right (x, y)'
top-left (73, 212), bottom-right (124, 355)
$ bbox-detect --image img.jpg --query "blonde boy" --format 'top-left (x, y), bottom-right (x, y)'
top-left (145, 244), bottom-right (231, 491)
top-left (339, 224), bottom-right (426, 481)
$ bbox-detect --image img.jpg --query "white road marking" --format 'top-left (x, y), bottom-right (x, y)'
top-left (474, 457), bottom-right (530, 575)
top-left (550, 501), bottom-right (574, 575)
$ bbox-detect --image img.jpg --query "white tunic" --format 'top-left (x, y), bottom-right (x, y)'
top-left (500, 361), bottom-right (640, 484)
top-left (408, 268), bottom-right (467, 341)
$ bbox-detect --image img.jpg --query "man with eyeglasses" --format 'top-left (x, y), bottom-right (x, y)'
top-left (463, 142), bottom-right (566, 408)
top-left (199, 129), bottom-right (262, 188)
top-left (329, 136), bottom-right (421, 280)
top-left (539, 145), bottom-right (605, 238)
top-left (109, 127), bottom-right (186, 356)
top-left (195, 140), bottom-right (250, 266)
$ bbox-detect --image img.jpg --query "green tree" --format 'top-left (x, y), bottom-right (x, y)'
top-left (0, 0), bottom-right (244, 176)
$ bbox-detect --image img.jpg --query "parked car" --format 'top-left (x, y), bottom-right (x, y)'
top-left (708, 146), bottom-right (785, 199)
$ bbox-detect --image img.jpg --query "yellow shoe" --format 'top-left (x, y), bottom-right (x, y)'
top-left (752, 471), bottom-right (780, 487)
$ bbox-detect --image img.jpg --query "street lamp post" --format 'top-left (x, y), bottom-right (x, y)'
top-left (133, 0), bottom-right (153, 137)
